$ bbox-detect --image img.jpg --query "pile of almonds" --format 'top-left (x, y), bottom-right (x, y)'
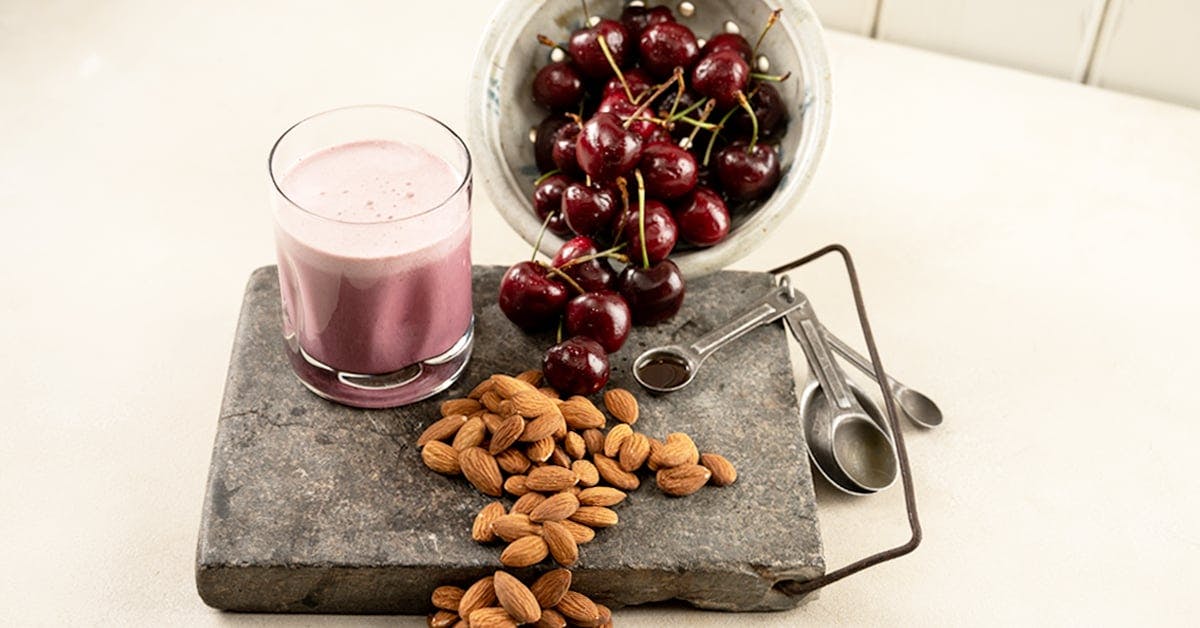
top-left (428, 568), bottom-right (607, 628)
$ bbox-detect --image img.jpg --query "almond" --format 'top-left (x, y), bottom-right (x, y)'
top-left (534, 608), bottom-right (567, 628)
top-left (700, 452), bottom-right (737, 486)
top-left (469, 607), bottom-right (517, 628)
top-left (657, 463), bottom-right (711, 496)
top-left (538, 386), bottom-right (560, 400)
top-left (480, 390), bottom-right (505, 413)
top-left (451, 417), bottom-right (486, 450)
top-left (596, 603), bottom-right (613, 626)
top-left (500, 535), bottom-right (549, 567)
top-left (526, 437), bottom-right (555, 462)
top-left (491, 374), bottom-right (537, 398)
top-left (516, 370), bottom-right (543, 386)
top-left (520, 412), bottom-right (562, 442)
top-left (488, 415), bottom-right (525, 454)
top-left (652, 432), bottom-right (698, 468)
top-left (549, 445), bottom-right (572, 468)
top-left (472, 501), bottom-right (506, 543)
top-left (458, 575), bottom-right (497, 617)
top-left (494, 448), bottom-right (531, 475)
top-left (603, 424), bottom-right (633, 457)
top-left (493, 571), bottom-right (542, 624)
top-left (569, 506), bottom-right (619, 528)
top-left (560, 397), bottom-right (606, 429)
top-left (618, 432), bottom-right (650, 472)
top-left (482, 412), bottom-right (505, 434)
top-left (511, 492), bottom-right (546, 515)
top-left (559, 519), bottom-right (596, 544)
top-left (529, 492), bottom-right (579, 522)
top-left (441, 397), bottom-right (482, 417)
top-left (526, 466), bottom-right (578, 492)
top-left (556, 591), bottom-right (601, 627)
top-left (541, 520), bottom-right (579, 566)
top-left (459, 447), bottom-right (503, 496)
top-left (510, 391), bottom-right (558, 418)
top-left (431, 585), bottom-right (465, 611)
top-left (503, 474), bottom-right (529, 496)
top-left (468, 378), bottom-right (494, 400)
top-left (582, 428), bottom-right (605, 455)
top-left (593, 454), bottom-right (640, 491)
top-left (646, 436), bottom-right (665, 471)
top-left (563, 432), bottom-right (586, 459)
top-left (577, 486), bottom-right (627, 507)
top-left (491, 513), bottom-right (541, 542)
top-left (417, 414), bottom-right (468, 446)
top-left (603, 388), bottom-right (639, 424)
top-left (530, 568), bottom-right (572, 609)
top-left (428, 609), bottom-right (458, 628)
top-left (421, 441), bottom-right (461, 475)
top-left (571, 460), bottom-right (600, 487)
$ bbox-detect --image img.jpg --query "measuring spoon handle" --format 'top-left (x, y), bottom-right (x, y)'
top-left (686, 283), bottom-right (803, 363)
top-left (785, 298), bottom-right (858, 412)
top-left (822, 327), bottom-right (901, 391)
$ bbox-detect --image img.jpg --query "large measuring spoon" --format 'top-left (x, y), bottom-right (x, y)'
top-left (785, 296), bottom-right (898, 494)
top-left (822, 326), bottom-right (944, 429)
top-left (633, 279), bottom-right (806, 393)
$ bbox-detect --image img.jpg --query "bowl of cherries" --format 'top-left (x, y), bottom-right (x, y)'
top-left (469, 0), bottom-right (831, 393)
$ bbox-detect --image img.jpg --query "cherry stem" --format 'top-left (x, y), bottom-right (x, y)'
top-left (685, 99), bottom-right (717, 150)
top-left (580, 0), bottom-right (591, 22)
top-left (750, 71), bottom-right (792, 83)
top-left (666, 71), bottom-right (687, 120)
top-left (559, 246), bottom-right (627, 269)
top-left (704, 107), bottom-right (739, 167)
top-left (666, 97), bottom-right (707, 122)
top-left (534, 169), bottom-right (562, 186)
top-left (751, 8), bottom-right (783, 59)
top-left (624, 69), bottom-right (683, 129)
top-left (616, 176), bottom-right (630, 213)
top-left (537, 34), bottom-right (568, 56)
top-left (596, 36), bottom-right (635, 104)
top-left (531, 211), bottom-right (555, 262)
top-left (676, 115), bottom-right (720, 130)
top-left (566, 112), bottom-right (585, 131)
top-left (737, 91), bottom-right (760, 151)
top-left (634, 169), bottom-right (649, 269)
top-left (541, 262), bottom-right (586, 294)
top-left (556, 316), bottom-right (564, 344)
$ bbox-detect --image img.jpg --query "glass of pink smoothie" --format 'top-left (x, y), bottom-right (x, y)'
top-left (269, 106), bottom-right (473, 408)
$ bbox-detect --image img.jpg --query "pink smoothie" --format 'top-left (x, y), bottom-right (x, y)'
top-left (273, 139), bottom-right (472, 375)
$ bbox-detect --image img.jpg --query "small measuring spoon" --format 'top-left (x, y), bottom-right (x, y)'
top-left (633, 279), bottom-right (807, 392)
top-left (821, 326), bottom-right (943, 428)
top-left (799, 379), bottom-right (891, 495)
top-left (785, 295), bottom-right (898, 493)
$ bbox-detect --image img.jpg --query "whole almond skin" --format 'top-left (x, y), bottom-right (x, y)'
top-left (526, 466), bottom-right (578, 492)
top-left (491, 374), bottom-right (538, 398)
top-left (541, 520), bottom-right (579, 566)
top-left (549, 445), bottom-right (572, 468)
top-left (603, 424), bottom-right (633, 457)
top-left (563, 432), bottom-right (587, 459)
top-left (504, 475), bottom-right (530, 496)
top-left (700, 452), bottom-right (738, 486)
top-left (657, 463), bottom-right (711, 496)
top-left (618, 432), bottom-right (651, 472)
top-left (489, 415), bottom-right (525, 454)
top-left (582, 429), bottom-right (606, 455)
top-left (646, 436), bottom-right (665, 471)
top-left (421, 441), bottom-right (461, 475)
top-left (529, 492), bottom-right (580, 523)
top-left (491, 513), bottom-right (541, 542)
top-left (441, 397), bottom-right (482, 417)
top-left (560, 397), bottom-right (606, 429)
top-left (428, 609), bottom-right (458, 628)
top-left (570, 506), bottom-right (619, 528)
top-left (526, 437), bottom-right (555, 462)
top-left (560, 520), bottom-right (596, 544)
top-left (460, 447), bottom-right (504, 496)
top-left (458, 576), bottom-right (497, 617)
top-left (520, 412), bottom-right (562, 442)
top-left (481, 389), bottom-right (506, 413)
top-left (516, 370), bottom-right (544, 386)
top-left (534, 608), bottom-right (568, 628)
top-left (511, 492), bottom-right (546, 515)
top-left (653, 432), bottom-right (698, 468)
top-left (538, 386), bottom-right (561, 399)
top-left (493, 570), bottom-right (542, 624)
top-left (472, 501), bottom-right (506, 543)
top-left (603, 388), bottom-right (639, 424)
top-left (500, 535), bottom-right (549, 567)
top-left (495, 448), bottom-right (531, 475)
top-left (510, 390), bottom-right (558, 418)
top-left (577, 486), bottom-right (627, 507)
top-left (593, 454), bottom-right (640, 490)
top-left (482, 412), bottom-right (505, 434)
top-left (468, 378), bottom-right (494, 400)
top-left (431, 585), bottom-right (465, 611)
top-left (530, 569), bottom-right (572, 608)
top-left (469, 607), bottom-right (517, 628)
top-left (451, 417), bottom-right (487, 451)
top-left (556, 591), bottom-right (601, 626)
top-left (571, 459), bottom-right (600, 487)
top-left (417, 415), bottom-right (468, 446)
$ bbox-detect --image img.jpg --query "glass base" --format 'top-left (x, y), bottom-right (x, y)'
top-left (284, 320), bottom-right (474, 408)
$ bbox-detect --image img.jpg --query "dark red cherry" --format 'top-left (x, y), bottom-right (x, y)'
top-left (552, 235), bottom-right (617, 292)
top-left (498, 261), bottom-right (569, 332)
top-left (674, 186), bottom-right (731, 246)
top-left (639, 142), bottom-right (698, 199)
top-left (531, 62), bottom-right (585, 111)
top-left (603, 68), bottom-right (654, 101)
top-left (620, 4), bottom-right (675, 38)
top-left (532, 174), bottom-right (574, 237)
top-left (616, 259), bottom-right (686, 325)
top-left (638, 22), bottom-right (700, 79)
top-left (691, 49), bottom-right (750, 108)
top-left (543, 336), bottom-right (610, 395)
top-left (714, 141), bottom-right (781, 201)
top-left (535, 114), bottom-right (572, 172)
top-left (576, 112), bottom-right (643, 183)
top-left (596, 91), bottom-right (661, 142)
top-left (551, 123), bottom-right (583, 176)
top-left (702, 32), bottom-right (752, 61)
top-left (564, 291), bottom-right (632, 353)
top-left (562, 181), bottom-right (619, 237)
top-left (568, 19), bottom-right (631, 79)
top-left (728, 82), bottom-right (788, 138)
top-left (620, 199), bottom-right (677, 264)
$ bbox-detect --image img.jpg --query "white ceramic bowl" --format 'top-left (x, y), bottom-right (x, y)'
top-left (468, 0), bottom-right (832, 277)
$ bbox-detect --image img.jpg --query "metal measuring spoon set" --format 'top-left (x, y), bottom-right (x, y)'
top-left (633, 275), bottom-right (941, 496)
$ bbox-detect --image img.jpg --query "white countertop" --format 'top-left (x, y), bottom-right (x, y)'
top-left (2, 1), bottom-right (1199, 625)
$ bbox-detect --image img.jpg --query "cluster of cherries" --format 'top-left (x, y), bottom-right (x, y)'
top-left (500, 3), bottom-right (790, 397)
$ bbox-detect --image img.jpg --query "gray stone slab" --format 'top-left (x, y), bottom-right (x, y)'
top-left (196, 265), bottom-right (823, 614)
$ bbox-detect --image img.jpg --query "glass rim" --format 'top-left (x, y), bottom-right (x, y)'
top-left (268, 104), bottom-right (473, 226)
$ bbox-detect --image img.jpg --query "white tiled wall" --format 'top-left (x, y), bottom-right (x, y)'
top-left (1087, 0), bottom-right (1200, 109)
top-left (806, 0), bottom-right (878, 35)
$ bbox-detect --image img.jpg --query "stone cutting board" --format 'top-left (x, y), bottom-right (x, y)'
top-left (196, 265), bottom-right (823, 614)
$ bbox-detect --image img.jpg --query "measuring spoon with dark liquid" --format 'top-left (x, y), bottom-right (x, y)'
top-left (633, 280), bottom-right (808, 393)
